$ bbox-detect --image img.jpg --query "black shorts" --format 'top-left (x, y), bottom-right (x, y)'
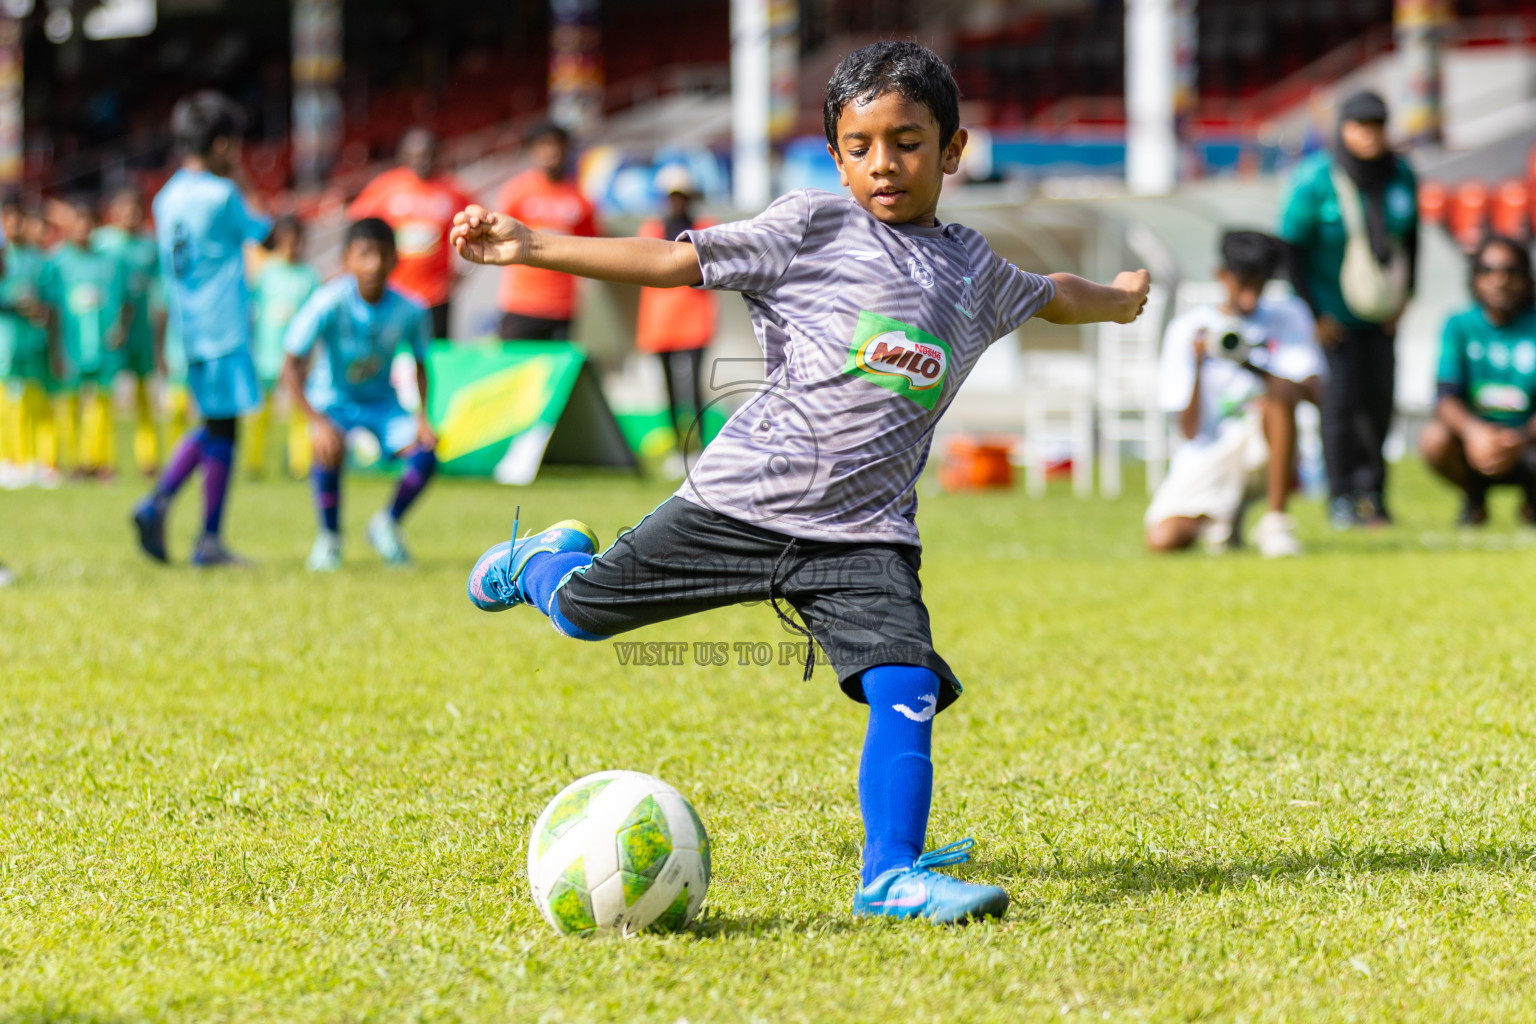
top-left (553, 497), bottom-right (962, 712)
top-left (499, 312), bottom-right (571, 341)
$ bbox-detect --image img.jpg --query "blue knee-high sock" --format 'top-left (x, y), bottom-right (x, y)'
top-left (519, 550), bottom-right (607, 639)
top-left (859, 665), bottom-right (938, 887)
top-left (200, 434), bottom-right (235, 537)
top-left (389, 447), bottom-right (436, 521)
top-left (312, 467), bottom-right (341, 533)
top-left (155, 428), bottom-right (207, 502)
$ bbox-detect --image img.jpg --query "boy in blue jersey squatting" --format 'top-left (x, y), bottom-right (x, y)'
top-left (280, 217), bottom-right (437, 571)
top-left (453, 42), bottom-right (1150, 924)
top-left (133, 92), bottom-right (271, 566)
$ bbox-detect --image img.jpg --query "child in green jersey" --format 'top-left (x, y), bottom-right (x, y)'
top-left (92, 188), bottom-right (164, 475)
top-left (0, 199), bottom-right (55, 486)
top-left (1421, 235), bottom-right (1536, 525)
top-left (39, 196), bottom-right (132, 478)
top-left (248, 215), bottom-right (319, 478)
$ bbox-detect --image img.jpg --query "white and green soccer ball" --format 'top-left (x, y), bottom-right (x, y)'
top-left (527, 770), bottom-right (711, 936)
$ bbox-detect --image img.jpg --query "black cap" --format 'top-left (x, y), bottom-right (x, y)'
top-left (1339, 90), bottom-right (1389, 124)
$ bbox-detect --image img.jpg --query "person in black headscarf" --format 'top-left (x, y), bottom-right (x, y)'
top-left (1278, 90), bottom-right (1419, 527)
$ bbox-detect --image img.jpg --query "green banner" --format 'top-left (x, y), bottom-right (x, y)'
top-left (426, 341), bottom-right (636, 482)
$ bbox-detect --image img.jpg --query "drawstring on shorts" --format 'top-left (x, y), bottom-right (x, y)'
top-left (767, 537), bottom-right (817, 681)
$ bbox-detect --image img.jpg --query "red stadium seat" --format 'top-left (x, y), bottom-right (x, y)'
top-left (1449, 181), bottom-right (1490, 251)
top-left (1418, 180), bottom-right (1448, 228)
top-left (1490, 179), bottom-right (1530, 240)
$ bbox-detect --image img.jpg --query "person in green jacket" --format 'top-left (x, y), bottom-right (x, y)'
top-left (1419, 236), bottom-right (1536, 526)
top-left (92, 187), bottom-right (164, 475)
top-left (1278, 90), bottom-right (1418, 528)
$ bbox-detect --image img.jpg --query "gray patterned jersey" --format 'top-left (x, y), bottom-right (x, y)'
top-left (678, 188), bottom-right (1054, 547)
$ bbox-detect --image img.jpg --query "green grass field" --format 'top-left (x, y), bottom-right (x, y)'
top-left (6, 458), bottom-right (1536, 1023)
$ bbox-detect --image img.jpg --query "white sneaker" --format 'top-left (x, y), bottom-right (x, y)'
top-left (0, 563), bottom-right (14, 587)
top-left (1255, 511), bottom-right (1303, 558)
top-left (367, 510), bottom-right (411, 566)
top-left (306, 530), bottom-right (342, 572)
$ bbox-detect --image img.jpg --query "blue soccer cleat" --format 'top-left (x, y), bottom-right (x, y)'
top-left (851, 838), bottom-right (1010, 925)
top-left (131, 497), bottom-right (168, 563)
top-left (467, 509), bottom-right (600, 612)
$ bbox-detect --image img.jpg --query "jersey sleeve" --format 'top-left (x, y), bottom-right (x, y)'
top-left (1435, 313), bottom-right (1468, 397)
top-left (282, 288), bottom-right (332, 359)
top-left (222, 186), bottom-right (273, 247)
top-left (988, 250), bottom-right (1056, 340)
top-left (1158, 314), bottom-right (1199, 413)
top-left (347, 177), bottom-right (385, 220)
top-left (681, 190), bottom-right (809, 295)
top-left (1265, 298), bottom-right (1325, 384)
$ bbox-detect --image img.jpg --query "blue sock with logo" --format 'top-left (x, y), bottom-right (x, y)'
top-left (389, 447), bottom-right (437, 521)
top-left (858, 664), bottom-right (937, 887)
top-left (312, 467), bottom-right (341, 533)
top-left (518, 550), bottom-right (608, 640)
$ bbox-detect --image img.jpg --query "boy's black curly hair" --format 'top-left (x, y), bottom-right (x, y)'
top-left (170, 91), bottom-right (246, 157)
top-left (345, 216), bottom-right (397, 254)
top-left (823, 41), bottom-right (960, 154)
top-left (1220, 230), bottom-right (1283, 281)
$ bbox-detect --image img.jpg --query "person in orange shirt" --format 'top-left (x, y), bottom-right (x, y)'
top-left (635, 167), bottom-right (717, 454)
top-left (347, 127), bottom-right (476, 340)
top-left (496, 123), bottom-right (599, 341)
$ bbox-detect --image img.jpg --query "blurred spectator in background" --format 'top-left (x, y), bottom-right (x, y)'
top-left (635, 166), bottom-right (717, 468)
top-left (247, 215), bottom-right (319, 479)
top-left (0, 199), bottom-right (55, 487)
top-left (496, 122), bottom-right (598, 341)
top-left (347, 127), bottom-right (476, 340)
top-left (41, 195), bottom-right (132, 480)
top-left (1279, 90), bottom-right (1418, 530)
top-left (1420, 236), bottom-right (1536, 526)
top-left (92, 188), bottom-right (163, 476)
top-left (1146, 230), bottom-right (1324, 558)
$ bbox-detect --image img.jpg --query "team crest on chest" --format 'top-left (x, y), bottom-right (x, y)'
top-left (907, 254), bottom-right (934, 288)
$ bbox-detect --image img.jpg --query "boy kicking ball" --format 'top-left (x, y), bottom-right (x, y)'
top-left (454, 41), bottom-right (1149, 924)
top-left (281, 217), bottom-right (436, 571)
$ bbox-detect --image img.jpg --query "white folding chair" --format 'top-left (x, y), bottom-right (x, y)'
top-left (1020, 350), bottom-right (1095, 498)
top-left (1096, 284), bottom-right (1168, 497)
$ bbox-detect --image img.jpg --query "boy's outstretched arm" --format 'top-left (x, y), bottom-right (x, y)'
top-left (450, 205), bottom-right (702, 288)
top-left (1037, 269), bottom-right (1151, 325)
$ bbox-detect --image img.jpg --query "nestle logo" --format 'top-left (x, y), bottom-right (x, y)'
top-left (859, 330), bottom-right (946, 388)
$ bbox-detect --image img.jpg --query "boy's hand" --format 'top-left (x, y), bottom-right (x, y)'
top-left (309, 415), bottom-right (344, 469)
top-left (1315, 315), bottom-right (1346, 347)
top-left (1112, 269), bottom-right (1151, 324)
top-left (1465, 422), bottom-right (1524, 477)
top-left (450, 206), bottom-right (532, 266)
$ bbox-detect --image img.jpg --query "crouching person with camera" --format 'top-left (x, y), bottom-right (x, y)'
top-left (1146, 231), bottom-right (1325, 557)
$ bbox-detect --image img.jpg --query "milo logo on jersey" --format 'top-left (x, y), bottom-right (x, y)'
top-left (844, 310), bottom-right (952, 410)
